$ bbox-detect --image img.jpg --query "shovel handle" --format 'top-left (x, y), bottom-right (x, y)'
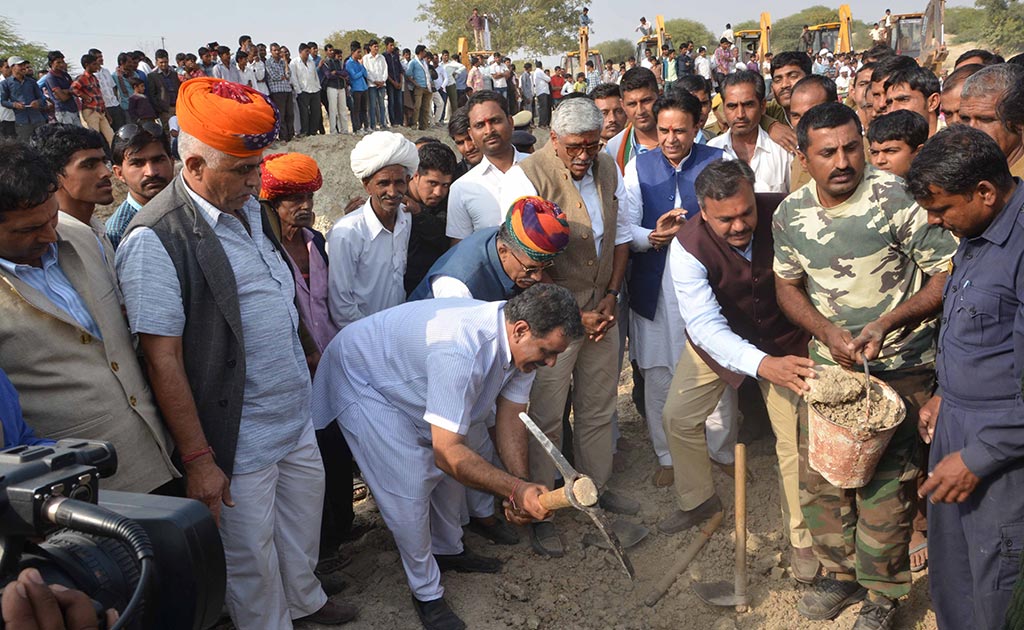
top-left (735, 443), bottom-right (747, 613)
top-left (537, 476), bottom-right (598, 511)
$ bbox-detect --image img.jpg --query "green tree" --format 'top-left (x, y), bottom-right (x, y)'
top-left (322, 29), bottom-right (388, 50)
top-left (0, 16), bottom-right (48, 72)
top-left (416, 0), bottom-right (587, 56)
top-left (593, 38), bottom-right (634, 64)
top-left (976, 0), bottom-right (1024, 53)
top-left (662, 18), bottom-right (716, 49)
top-left (945, 6), bottom-right (987, 42)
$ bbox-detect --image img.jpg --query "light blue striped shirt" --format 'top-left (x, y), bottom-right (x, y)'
top-left (116, 178), bottom-right (311, 473)
top-left (0, 244), bottom-right (102, 339)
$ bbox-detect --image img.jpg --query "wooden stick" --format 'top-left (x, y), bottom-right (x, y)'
top-left (537, 476), bottom-right (598, 511)
top-left (734, 443), bottom-right (748, 612)
top-left (645, 510), bottom-right (724, 607)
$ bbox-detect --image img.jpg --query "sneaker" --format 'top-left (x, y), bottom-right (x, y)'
top-left (852, 596), bottom-right (897, 630)
top-left (530, 521), bottom-right (564, 557)
top-left (796, 576), bottom-right (867, 620)
top-left (598, 489), bottom-right (640, 516)
top-left (411, 596), bottom-right (466, 630)
top-left (433, 548), bottom-right (501, 573)
top-left (657, 495), bottom-right (723, 535)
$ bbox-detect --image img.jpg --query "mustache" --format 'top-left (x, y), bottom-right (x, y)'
top-left (141, 176), bottom-right (169, 188)
top-left (829, 168), bottom-right (856, 180)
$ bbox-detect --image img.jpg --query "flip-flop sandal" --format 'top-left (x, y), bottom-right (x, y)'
top-left (910, 541), bottom-right (928, 572)
top-left (352, 478), bottom-right (369, 502)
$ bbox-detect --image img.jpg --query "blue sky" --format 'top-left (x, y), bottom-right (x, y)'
top-left (6, 0), bottom-right (971, 66)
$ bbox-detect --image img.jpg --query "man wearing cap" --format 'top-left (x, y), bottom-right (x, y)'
top-left (115, 78), bottom-right (356, 628)
top-left (328, 131), bottom-right (419, 329)
top-left (311, 283), bottom-right (581, 630)
top-left (0, 57), bottom-right (47, 141)
top-left (104, 122), bottom-right (174, 249)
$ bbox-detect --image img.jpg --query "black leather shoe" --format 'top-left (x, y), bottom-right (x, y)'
top-left (411, 596), bottom-right (466, 630)
top-left (530, 521), bottom-right (565, 557)
top-left (433, 548), bottom-right (502, 573)
top-left (466, 516), bottom-right (520, 545)
top-left (797, 576), bottom-right (867, 620)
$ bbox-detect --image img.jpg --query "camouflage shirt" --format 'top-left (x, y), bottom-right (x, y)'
top-left (773, 166), bottom-right (957, 371)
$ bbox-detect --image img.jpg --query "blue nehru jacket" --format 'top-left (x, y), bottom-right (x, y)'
top-left (629, 144), bottom-right (723, 320)
top-left (409, 227), bottom-right (516, 301)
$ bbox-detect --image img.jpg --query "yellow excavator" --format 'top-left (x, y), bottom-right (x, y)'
top-left (807, 4), bottom-right (854, 54)
top-left (456, 37), bottom-right (493, 70)
top-left (561, 25), bottom-right (604, 78)
top-left (734, 13), bottom-right (772, 59)
top-left (635, 15), bottom-right (673, 62)
top-left (887, 0), bottom-right (948, 72)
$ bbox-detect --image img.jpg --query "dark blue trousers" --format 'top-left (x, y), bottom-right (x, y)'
top-left (928, 396), bottom-right (1024, 629)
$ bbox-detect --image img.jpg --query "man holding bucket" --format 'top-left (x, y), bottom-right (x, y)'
top-left (907, 127), bottom-right (1024, 630)
top-left (772, 102), bottom-right (957, 630)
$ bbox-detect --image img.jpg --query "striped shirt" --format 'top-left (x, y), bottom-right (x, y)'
top-left (115, 177), bottom-right (311, 473)
top-left (0, 244), bottom-right (102, 340)
top-left (104, 195), bottom-right (143, 250)
top-left (311, 299), bottom-right (534, 435)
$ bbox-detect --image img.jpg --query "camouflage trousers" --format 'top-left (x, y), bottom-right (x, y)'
top-left (799, 366), bottom-right (934, 599)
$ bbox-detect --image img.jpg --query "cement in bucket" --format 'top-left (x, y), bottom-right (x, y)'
top-left (807, 375), bottom-right (906, 489)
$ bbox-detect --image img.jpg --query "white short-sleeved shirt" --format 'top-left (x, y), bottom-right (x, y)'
top-left (445, 149), bottom-right (527, 240)
top-left (708, 127), bottom-right (792, 194)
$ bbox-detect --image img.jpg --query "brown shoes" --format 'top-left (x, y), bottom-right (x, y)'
top-left (295, 600), bottom-right (358, 625)
top-left (790, 546), bottom-right (821, 584)
top-left (652, 466), bottom-right (674, 487)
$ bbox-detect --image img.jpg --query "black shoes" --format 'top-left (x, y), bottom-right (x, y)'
top-left (433, 548), bottom-right (502, 573)
top-left (412, 596), bottom-right (466, 630)
top-left (797, 575), bottom-right (868, 620)
top-left (466, 516), bottom-right (520, 545)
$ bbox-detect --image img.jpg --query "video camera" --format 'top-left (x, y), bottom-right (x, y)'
top-left (0, 440), bottom-right (225, 629)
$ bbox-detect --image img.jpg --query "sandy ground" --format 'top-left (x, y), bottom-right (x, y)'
top-left (289, 362), bottom-right (937, 630)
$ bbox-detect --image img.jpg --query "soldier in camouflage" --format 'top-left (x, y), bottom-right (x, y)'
top-left (772, 102), bottom-right (957, 630)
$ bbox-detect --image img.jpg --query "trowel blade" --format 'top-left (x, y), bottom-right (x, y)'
top-left (692, 581), bottom-right (747, 607)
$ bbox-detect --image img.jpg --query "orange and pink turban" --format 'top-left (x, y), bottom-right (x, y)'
top-left (504, 196), bottom-right (570, 262)
top-left (260, 153), bottom-right (323, 200)
top-left (176, 77), bottom-right (279, 157)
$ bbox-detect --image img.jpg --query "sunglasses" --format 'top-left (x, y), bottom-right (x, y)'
top-left (116, 121), bottom-right (165, 142)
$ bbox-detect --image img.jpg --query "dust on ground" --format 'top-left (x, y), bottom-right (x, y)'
top-left (298, 363), bottom-right (937, 630)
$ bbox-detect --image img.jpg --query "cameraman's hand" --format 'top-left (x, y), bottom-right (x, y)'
top-left (2, 568), bottom-right (119, 629)
top-left (185, 457), bottom-right (233, 526)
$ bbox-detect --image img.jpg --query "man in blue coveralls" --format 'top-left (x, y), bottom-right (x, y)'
top-left (907, 125), bottom-right (1024, 629)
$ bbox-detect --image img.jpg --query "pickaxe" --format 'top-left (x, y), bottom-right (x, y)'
top-left (518, 412), bottom-right (635, 580)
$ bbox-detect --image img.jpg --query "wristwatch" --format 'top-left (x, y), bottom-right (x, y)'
top-left (605, 288), bottom-right (621, 303)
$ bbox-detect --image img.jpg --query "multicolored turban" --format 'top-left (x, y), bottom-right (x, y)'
top-left (504, 196), bottom-right (570, 262)
top-left (260, 153), bottom-right (323, 200)
top-left (176, 78), bottom-right (279, 157)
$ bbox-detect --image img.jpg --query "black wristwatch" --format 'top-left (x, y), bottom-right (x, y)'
top-left (605, 288), bottom-right (621, 303)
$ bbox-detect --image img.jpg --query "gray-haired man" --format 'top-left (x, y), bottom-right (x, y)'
top-left (500, 97), bottom-right (638, 556)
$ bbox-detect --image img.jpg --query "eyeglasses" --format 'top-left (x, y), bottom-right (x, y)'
top-left (562, 142), bottom-right (603, 158)
top-left (116, 121), bottom-right (164, 142)
top-left (508, 248), bottom-right (554, 276)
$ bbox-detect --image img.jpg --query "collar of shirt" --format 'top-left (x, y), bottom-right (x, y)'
top-left (181, 174), bottom-right (261, 231)
top-left (495, 302), bottom-right (514, 370)
top-left (721, 126), bottom-right (772, 155)
top-left (733, 237), bottom-right (754, 262)
top-left (976, 179), bottom-right (1024, 246)
top-left (0, 243), bottom-right (58, 276)
top-left (125, 192), bottom-right (145, 211)
top-left (360, 198), bottom-right (411, 239)
top-left (473, 148), bottom-right (526, 178)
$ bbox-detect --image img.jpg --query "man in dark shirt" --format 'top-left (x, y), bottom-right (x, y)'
top-left (447, 107), bottom-right (481, 181)
top-left (908, 126), bottom-right (1024, 630)
top-left (404, 141), bottom-right (456, 295)
top-left (147, 49), bottom-right (179, 127)
top-left (384, 38), bottom-right (405, 127)
top-left (42, 51), bottom-right (80, 126)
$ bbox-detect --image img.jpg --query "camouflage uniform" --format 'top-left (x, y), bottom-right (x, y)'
top-left (773, 166), bottom-right (957, 599)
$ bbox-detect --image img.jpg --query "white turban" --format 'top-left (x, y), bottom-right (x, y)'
top-left (350, 131), bottom-right (420, 180)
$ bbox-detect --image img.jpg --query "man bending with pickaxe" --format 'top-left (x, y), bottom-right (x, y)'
top-left (311, 283), bottom-right (582, 630)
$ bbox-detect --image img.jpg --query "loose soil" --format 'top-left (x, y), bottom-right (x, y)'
top-left (112, 129), bottom-right (935, 629)
top-left (806, 367), bottom-right (899, 437)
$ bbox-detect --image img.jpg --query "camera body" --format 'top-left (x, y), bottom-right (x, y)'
top-left (0, 440), bottom-right (225, 630)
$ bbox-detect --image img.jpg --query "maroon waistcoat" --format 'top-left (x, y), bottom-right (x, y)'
top-left (675, 193), bottom-right (810, 388)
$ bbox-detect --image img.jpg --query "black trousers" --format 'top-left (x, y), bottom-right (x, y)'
top-left (350, 90), bottom-right (368, 131)
top-left (316, 422), bottom-right (355, 555)
top-left (536, 94), bottom-right (552, 127)
top-left (270, 91), bottom-right (294, 141)
top-left (297, 91), bottom-right (319, 136)
top-left (0, 120), bottom-right (14, 139)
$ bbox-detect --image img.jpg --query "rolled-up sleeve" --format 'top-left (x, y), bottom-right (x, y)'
top-left (114, 227), bottom-right (185, 336)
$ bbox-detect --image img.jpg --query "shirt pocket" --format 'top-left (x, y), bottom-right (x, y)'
top-left (996, 521), bottom-right (1024, 591)
top-left (952, 286), bottom-right (1003, 347)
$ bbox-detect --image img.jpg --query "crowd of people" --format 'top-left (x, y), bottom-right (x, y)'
top-left (2, 17), bottom-right (1024, 630)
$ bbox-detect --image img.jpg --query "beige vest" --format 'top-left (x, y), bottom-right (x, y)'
top-left (0, 214), bottom-right (176, 492)
top-left (518, 144), bottom-right (619, 311)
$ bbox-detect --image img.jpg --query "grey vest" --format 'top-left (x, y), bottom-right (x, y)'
top-left (125, 178), bottom-right (282, 478)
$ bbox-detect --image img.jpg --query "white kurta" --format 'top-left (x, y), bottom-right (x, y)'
top-left (445, 149), bottom-right (527, 239)
top-left (326, 199), bottom-right (410, 329)
top-left (310, 300), bottom-right (534, 600)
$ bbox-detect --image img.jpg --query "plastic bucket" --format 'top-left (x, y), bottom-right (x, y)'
top-left (807, 376), bottom-right (907, 489)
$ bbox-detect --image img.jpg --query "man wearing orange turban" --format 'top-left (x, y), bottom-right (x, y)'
top-left (115, 80), bottom-right (357, 627)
